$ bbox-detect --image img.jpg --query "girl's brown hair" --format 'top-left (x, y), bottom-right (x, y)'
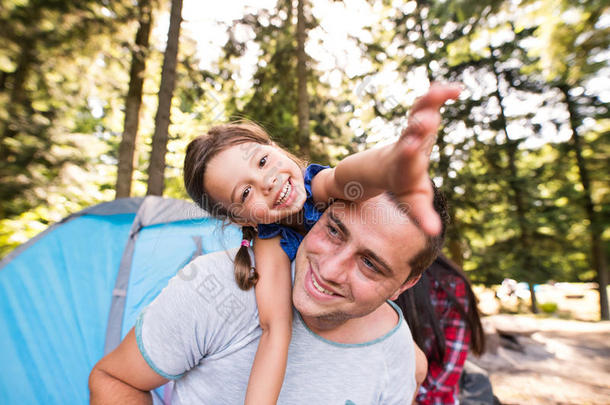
top-left (183, 120), bottom-right (302, 290)
top-left (394, 254), bottom-right (486, 361)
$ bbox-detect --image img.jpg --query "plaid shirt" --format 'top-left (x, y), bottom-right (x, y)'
top-left (416, 273), bottom-right (471, 405)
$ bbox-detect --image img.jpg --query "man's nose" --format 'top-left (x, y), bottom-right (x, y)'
top-left (318, 247), bottom-right (353, 284)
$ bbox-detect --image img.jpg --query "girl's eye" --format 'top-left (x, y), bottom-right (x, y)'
top-left (259, 155), bottom-right (268, 168)
top-left (241, 186), bottom-right (251, 203)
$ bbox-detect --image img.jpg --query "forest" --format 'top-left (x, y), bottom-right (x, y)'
top-left (0, 0), bottom-right (608, 318)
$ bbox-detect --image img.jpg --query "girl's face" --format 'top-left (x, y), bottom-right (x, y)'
top-left (204, 142), bottom-right (307, 225)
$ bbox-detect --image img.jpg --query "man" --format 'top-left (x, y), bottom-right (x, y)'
top-left (89, 189), bottom-right (447, 404)
top-left (89, 85), bottom-right (458, 404)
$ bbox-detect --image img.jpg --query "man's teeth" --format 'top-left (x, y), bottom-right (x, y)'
top-left (312, 276), bottom-right (335, 296)
top-left (276, 181), bottom-right (291, 206)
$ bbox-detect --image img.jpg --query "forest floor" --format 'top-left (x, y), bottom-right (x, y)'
top-left (471, 284), bottom-right (610, 404)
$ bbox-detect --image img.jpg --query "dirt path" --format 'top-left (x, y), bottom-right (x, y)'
top-left (470, 315), bottom-right (610, 404)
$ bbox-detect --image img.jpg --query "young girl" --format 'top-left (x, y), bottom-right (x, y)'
top-left (183, 84), bottom-right (460, 404)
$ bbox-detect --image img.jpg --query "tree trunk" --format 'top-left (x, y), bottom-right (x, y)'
top-left (1, 40), bottom-right (33, 143)
top-left (490, 49), bottom-right (538, 313)
top-left (0, 71), bottom-right (8, 93)
top-left (296, 0), bottom-right (310, 158)
top-left (528, 282), bottom-right (539, 314)
top-left (560, 85), bottom-right (609, 320)
top-left (0, 40), bottom-right (34, 216)
top-left (447, 239), bottom-right (464, 268)
top-left (115, 0), bottom-right (153, 199)
top-left (146, 0), bottom-right (183, 196)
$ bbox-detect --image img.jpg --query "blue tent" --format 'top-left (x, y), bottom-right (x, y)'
top-left (0, 197), bottom-right (240, 404)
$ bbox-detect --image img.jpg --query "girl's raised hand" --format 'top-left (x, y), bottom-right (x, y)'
top-left (388, 83), bottom-right (461, 235)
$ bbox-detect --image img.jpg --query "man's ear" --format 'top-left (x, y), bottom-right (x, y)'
top-left (389, 275), bottom-right (421, 301)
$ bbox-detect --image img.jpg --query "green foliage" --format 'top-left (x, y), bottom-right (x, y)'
top-left (0, 133), bottom-right (116, 257)
top-left (371, 0), bottom-right (609, 288)
top-left (215, 0), bottom-right (352, 163)
top-left (1, 0), bottom-right (608, 293)
top-left (0, 0), bottom-right (137, 220)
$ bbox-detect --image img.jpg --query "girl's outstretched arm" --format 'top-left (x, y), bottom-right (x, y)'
top-left (311, 83), bottom-right (461, 235)
top-left (245, 236), bottom-right (292, 405)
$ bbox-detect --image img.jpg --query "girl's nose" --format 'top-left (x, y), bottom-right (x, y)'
top-left (263, 173), bottom-right (277, 193)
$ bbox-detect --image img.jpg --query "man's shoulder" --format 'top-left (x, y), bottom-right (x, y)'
top-left (383, 301), bottom-right (414, 344)
top-left (188, 248), bottom-right (239, 276)
top-left (176, 247), bottom-right (247, 295)
top-left (377, 302), bottom-right (416, 393)
top-left (173, 247), bottom-right (259, 325)
top-left (365, 302), bottom-right (415, 362)
top-left (366, 301), bottom-right (412, 338)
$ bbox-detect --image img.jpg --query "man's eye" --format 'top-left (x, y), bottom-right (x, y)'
top-left (259, 155), bottom-right (268, 168)
top-left (362, 257), bottom-right (378, 272)
top-left (241, 186), bottom-right (251, 203)
top-left (327, 224), bottom-right (339, 237)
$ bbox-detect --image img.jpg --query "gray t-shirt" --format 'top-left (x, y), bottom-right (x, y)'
top-left (136, 248), bottom-right (416, 404)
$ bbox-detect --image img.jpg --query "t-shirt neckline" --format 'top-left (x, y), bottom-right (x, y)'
top-left (294, 300), bottom-right (404, 348)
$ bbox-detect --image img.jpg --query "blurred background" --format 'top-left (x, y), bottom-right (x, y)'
top-left (0, 0), bottom-right (608, 401)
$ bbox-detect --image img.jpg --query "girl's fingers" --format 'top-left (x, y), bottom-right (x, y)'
top-left (400, 110), bottom-right (441, 154)
top-left (404, 194), bottom-right (442, 236)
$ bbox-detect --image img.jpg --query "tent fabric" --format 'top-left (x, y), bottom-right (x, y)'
top-left (0, 197), bottom-right (240, 404)
top-left (0, 197), bottom-right (145, 266)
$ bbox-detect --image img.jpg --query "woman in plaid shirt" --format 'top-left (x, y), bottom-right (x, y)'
top-left (396, 255), bottom-right (486, 404)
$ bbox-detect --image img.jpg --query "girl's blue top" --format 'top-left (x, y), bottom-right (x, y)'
top-left (257, 164), bottom-right (328, 260)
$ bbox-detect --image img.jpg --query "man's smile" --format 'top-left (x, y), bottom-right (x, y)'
top-left (305, 263), bottom-right (344, 300)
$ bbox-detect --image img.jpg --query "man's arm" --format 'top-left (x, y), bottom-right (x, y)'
top-left (88, 251), bottom-right (260, 403)
top-left (89, 328), bottom-right (168, 404)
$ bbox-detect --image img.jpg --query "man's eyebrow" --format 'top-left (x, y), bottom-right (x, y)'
top-left (329, 211), bottom-right (349, 236)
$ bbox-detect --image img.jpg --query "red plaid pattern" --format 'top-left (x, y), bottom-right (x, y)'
top-left (416, 273), bottom-right (471, 405)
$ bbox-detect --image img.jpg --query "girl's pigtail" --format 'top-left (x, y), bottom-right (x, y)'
top-left (234, 226), bottom-right (258, 290)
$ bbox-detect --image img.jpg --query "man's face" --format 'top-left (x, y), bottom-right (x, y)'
top-left (293, 194), bottom-right (426, 327)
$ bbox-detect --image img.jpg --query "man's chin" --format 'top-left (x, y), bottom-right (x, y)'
top-left (293, 292), bottom-right (350, 324)
top-left (311, 311), bottom-right (351, 324)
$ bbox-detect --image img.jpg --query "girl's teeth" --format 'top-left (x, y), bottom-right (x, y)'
top-left (276, 182), bottom-right (291, 205)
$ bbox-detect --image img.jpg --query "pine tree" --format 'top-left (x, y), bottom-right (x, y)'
top-left (217, 0), bottom-right (349, 163)
top-left (0, 0), bottom-right (136, 218)
top-left (296, 0), bottom-right (310, 158)
top-left (526, 0), bottom-right (610, 319)
top-left (115, 0), bottom-right (154, 199)
top-left (147, 0), bottom-right (183, 196)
